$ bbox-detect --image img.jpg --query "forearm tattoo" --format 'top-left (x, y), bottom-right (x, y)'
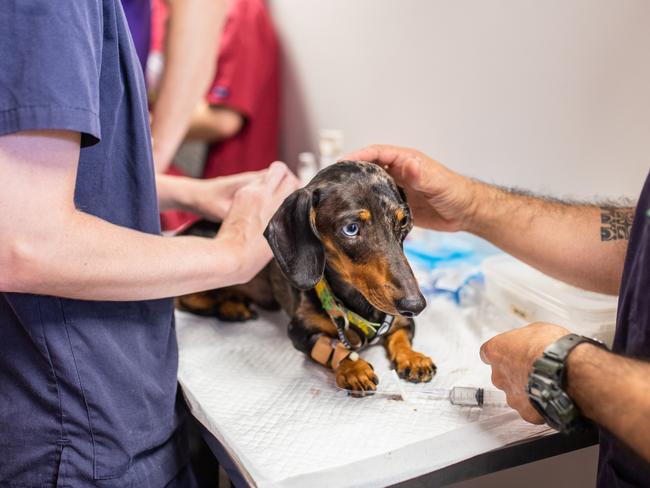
top-left (600, 207), bottom-right (634, 241)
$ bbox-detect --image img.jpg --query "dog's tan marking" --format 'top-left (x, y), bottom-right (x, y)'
top-left (335, 357), bottom-right (378, 396)
top-left (217, 300), bottom-right (255, 321)
top-left (176, 292), bottom-right (218, 314)
top-left (322, 236), bottom-right (397, 314)
top-left (359, 209), bottom-right (371, 221)
top-left (396, 208), bottom-right (405, 223)
top-left (299, 299), bottom-right (338, 337)
top-left (309, 208), bottom-right (319, 236)
top-left (385, 327), bottom-right (436, 383)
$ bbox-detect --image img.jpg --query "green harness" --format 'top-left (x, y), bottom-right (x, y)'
top-left (314, 278), bottom-right (395, 350)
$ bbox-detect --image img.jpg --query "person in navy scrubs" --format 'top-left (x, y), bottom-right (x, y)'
top-left (0, 1), bottom-right (298, 486)
top-left (348, 144), bottom-right (650, 487)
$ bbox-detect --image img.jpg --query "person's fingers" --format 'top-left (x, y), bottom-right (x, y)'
top-left (343, 144), bottom-right (415, 169)
top-left (505, 387), bottom-right (527, 406)
top-left (276, 170), bottom-right (300, 197)
top-left (214, 172), bottom-right (262, 199)
top-left (269, 178), bottom-right (295, 208)
top-left (490, 370), bottom-right (505, 389)
top-left (233, 170), bottom-right (263, 185)
top-left (342, 144), bottom-right (386, 163)
top-left (479, 339), bottom-right (494, 364)
top-left (517, 402), bottom-right (545, 424)
top-left (344, 145), bottom-right (448, 198)
top-left (269, 160), bottom-right (289, 173)
top-left (393, 156), bottom-right (424, 190)
top-left (262, 161), bottom-right (289, 190)
top-left (504, 391), bottom-right (518, 410)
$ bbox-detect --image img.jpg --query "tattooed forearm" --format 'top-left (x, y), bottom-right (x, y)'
top-left (492, 186), bottom-right (636, 243)
top-left (600, 207), bottom-right (635, 241)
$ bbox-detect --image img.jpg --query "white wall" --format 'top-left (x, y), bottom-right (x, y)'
top-left (270, 0), bottom-right (650, 200)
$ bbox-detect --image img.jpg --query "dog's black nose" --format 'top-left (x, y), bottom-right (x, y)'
top-left (395, 294), bottom-right (426, 317)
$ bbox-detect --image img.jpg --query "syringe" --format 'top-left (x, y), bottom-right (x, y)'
top-left (341, 370), bottom-right (509, 408)
top-left (447, 385), bottom-right (509, 407)
top-left (342, 385), bottom-right (508, 407)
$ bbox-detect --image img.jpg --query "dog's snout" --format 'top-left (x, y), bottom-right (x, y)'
top-left (395, 294), bottom-right (426, 317)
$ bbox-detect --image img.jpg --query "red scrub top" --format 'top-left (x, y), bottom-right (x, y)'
top-left (203, 0), bottom-right (280, 178)
top-left (154, 0), bottom-right (280, 231)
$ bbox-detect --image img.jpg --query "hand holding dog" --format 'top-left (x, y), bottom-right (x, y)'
top-left (480, 322), bottom-right (570, 424)
top-left (344, 145), bottom-right (481, 232)
top-left (190, 170), bottom-right (267, 221)
top-left (218, 162), bottom-right (300, 283)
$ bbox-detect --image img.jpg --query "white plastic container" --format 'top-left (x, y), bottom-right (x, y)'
top-left (482, 255), bottom-right (618, 346)
top-left (318, 129), bottom-right (344, 167)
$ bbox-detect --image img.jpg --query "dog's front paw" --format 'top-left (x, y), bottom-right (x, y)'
top-left (336, 358), bottom-right (379, 397)
top-left (394, 350), bottom-right (436, 383)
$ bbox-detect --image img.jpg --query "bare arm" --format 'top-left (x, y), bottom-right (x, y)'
top-left (567, 343), bottom-right (650, 463)
top-left (345, 145), bottom-right (631, 294)
top-left (184, 101), bottom-right (244, 143)
top-left (468, 184), bottom-right (631, 294)
top-left (156, 169), bottom-right (265, 222)
top-left (151, 0), bottom-right (226, 173)
top-left (481, 323), bottom-right (650, 464)
top-left (0, 131), bottom-right (296, 300)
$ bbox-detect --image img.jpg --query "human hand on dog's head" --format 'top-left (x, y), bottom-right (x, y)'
top-left (343, 145), bottom-right (481, 233)
top-left (217, 162), bottom-right (300, 283)
top-left (480, 322), bottom-right (570, 424)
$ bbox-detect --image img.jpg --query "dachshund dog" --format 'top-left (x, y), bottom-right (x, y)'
top-left (177, 161), bottom-right (436, 395)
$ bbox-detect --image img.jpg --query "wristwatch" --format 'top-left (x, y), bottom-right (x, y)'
top-left (527, 333), bottom-right (608, 433)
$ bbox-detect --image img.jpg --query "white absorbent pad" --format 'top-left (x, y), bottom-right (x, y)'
top-left (176, 298), bottom-right (552, 488)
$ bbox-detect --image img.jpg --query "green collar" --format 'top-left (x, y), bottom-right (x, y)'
top-left (315, 278), bottom-right (394, 349)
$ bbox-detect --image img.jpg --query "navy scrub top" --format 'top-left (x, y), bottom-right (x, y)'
top-left (0, 1), bottom-right (186, 486)
top-left (598, 172), bottom-right (650, 486)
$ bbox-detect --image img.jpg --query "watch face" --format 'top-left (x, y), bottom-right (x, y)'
top-left (554, 394), bottom-right (573, 411)
top-left (528, 373), bottom-right (581, 432)
top-left (528, 334), bottom-right (600, 433)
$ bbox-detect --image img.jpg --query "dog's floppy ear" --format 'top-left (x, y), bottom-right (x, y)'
top-left (264, 188), bottom-right (324, 290)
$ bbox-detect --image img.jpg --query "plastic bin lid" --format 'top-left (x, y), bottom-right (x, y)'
top-left (482, 254), bottom-right (618, 323)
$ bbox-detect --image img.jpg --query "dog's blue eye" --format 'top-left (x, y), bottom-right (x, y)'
top-left (342, 223), bottom-right (360, 237)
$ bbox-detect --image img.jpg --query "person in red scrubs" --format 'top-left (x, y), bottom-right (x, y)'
top-left (151, 0), bottom-right (280, 230)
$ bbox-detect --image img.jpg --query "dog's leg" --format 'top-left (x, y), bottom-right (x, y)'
top-left (176, 262), bottom-right (279, 321)
top-left (289, 300), bottom-right (378, 397)
top-left (385, 318), bottom-right (436, 383)
top-left (177, 289), bottom-right (258, 322)
top-left (213, 291), bottom-right (258, 322)
top-left (175, 220), bottom-right (278, 318)
top-left (175, 290), bottom-right (222, 316)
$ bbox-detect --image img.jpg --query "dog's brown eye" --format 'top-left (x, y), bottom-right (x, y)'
top-left (400, 215), bottom-right (410, 228)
